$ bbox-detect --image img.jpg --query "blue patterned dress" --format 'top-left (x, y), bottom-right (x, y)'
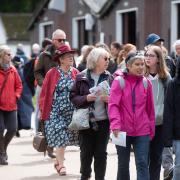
top-left (44, 67), bottom-right (79, 147)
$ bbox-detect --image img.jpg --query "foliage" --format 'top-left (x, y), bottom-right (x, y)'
top-left (1, 14), bottom-right (31, 40)
top-left (0, 0), bottom-right (41, 13)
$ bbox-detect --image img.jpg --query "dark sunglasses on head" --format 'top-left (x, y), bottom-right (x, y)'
top-left (56, 39), bottom-right (66, 43)
top-left (125, 51), bottom-right (144, 63)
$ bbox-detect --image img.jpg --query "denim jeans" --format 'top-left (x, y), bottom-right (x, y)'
top-left (173, 140), bottom-right (180, 180)
top-left (116, 135), bottom-right (150, 180)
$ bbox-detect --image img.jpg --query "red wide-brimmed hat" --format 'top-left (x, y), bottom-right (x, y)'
top-left (54, 44), bottom-right (75, 61)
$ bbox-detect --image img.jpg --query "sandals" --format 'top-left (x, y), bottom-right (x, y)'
top-left (59, 166), bottom-right (66, 176)
top-left (54, 163), bottom-right (66, 176)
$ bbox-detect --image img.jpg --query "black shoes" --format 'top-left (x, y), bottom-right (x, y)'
top-left (0, 152), bottom-right (8, 165)
top-left (15, 131), bottom-right (20, 138)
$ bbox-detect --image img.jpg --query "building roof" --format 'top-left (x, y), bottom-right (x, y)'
top-left (82, 0), bottom-right (115, 17)
top-left (1, 13), bottom-right (32, 41)
top-left (27, 0), bottom-right (50, 30)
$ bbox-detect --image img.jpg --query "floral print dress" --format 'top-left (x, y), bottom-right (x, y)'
top-left (44, 67), bottom-right (79, 147)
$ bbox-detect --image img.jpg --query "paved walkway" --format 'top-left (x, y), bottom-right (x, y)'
top-left (0, 130), bottom-right (163, 180)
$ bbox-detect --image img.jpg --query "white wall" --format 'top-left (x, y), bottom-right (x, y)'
top-left (9, 43), bottom-right (31, 58)
top-left (0, 16), bottom-right (7, 44)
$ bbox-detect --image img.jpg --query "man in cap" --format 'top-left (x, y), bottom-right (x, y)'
top-left (34, 29), bottom-right (67, 158)
top-left (145, 33), bottom-right (164, 47)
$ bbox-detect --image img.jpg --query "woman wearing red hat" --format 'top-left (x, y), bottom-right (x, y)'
top-left (39, 44), bottom-right (79, 176)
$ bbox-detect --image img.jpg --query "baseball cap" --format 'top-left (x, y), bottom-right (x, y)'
top-left (145, 33), bottom-right (164, 46)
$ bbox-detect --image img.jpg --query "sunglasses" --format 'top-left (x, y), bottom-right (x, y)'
top-left (5, 53), bottom-right (11, 56)
top-left (104, 57), bottom-right (110, 61)
top-left (56, 39), bottom-right (66, 43)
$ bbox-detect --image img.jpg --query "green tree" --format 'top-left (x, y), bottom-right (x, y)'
top-left (0, 0), bottom-right (41, 13)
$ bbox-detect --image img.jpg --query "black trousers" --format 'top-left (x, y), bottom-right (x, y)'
top-left (149, 125), bottom-right (164, 180)
top-left (0, 110), bottom-right (17, 152)
top-left (79, 120), bottom-right (109, 180)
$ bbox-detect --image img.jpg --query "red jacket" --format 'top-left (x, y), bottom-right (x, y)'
top-left (0, 66), bottom-right (22, 111)
top-left (39, 67), bottom-right (79, 120)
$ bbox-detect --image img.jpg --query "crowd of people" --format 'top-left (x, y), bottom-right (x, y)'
top-left (0, 28), bottom-right (180, 180)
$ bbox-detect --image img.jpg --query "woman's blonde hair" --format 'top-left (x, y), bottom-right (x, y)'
top-left (117, 43), bottom-right (136, 64)
top-left (144, 45), bottom-right (169, 79)
top-left (86, 47), bottom-right (109, 70)
top-left (0, 45), bottom-right (11, 65)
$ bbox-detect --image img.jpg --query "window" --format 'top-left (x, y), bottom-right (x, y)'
top-left (39, 21), bottom-right (53, 45)
top-left (44, 24), bottom-right (53, 38)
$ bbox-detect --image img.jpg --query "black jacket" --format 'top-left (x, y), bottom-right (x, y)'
top-left (163, 77), bottom-right (180, 147)
top-left (165, 56), bottom-right (176, 78)
top-left (70, 69), bottom-right (113, 109)
top-left (107, 58), bottom-right (118, 74)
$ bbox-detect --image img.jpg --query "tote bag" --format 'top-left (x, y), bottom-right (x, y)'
top-left (68, 108), bottom-right (90, 130)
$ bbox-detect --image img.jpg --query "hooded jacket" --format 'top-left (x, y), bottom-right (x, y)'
top-left (108, 73), bottom-right (155, 139)
top-left (0, 66), bottom-right (22, 111)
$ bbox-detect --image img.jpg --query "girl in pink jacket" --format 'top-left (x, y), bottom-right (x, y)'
top-left (108, 51), bottom-right (155, 180)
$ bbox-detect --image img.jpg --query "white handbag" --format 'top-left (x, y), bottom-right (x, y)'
top-left (68, 108), bottom-right (90, 130)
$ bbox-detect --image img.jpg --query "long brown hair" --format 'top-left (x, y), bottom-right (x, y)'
top-left (117, 43), bottom-right (136, 64)
top-left (144, 45), bottom-right (169, 79)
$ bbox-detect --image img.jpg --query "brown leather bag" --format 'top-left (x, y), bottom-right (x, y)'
top-left (33, 133), bottom-right (47, 152)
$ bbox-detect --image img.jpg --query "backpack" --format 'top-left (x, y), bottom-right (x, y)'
top-left (116, 76), bottom-right (148, 90)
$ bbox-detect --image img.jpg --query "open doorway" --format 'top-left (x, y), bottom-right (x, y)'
top-left (122, 11), bottom-right (136, 44)
top-left (78, 19), bottom-right (89, 49)
top-left (116, 8), bottom-right (137, 45)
